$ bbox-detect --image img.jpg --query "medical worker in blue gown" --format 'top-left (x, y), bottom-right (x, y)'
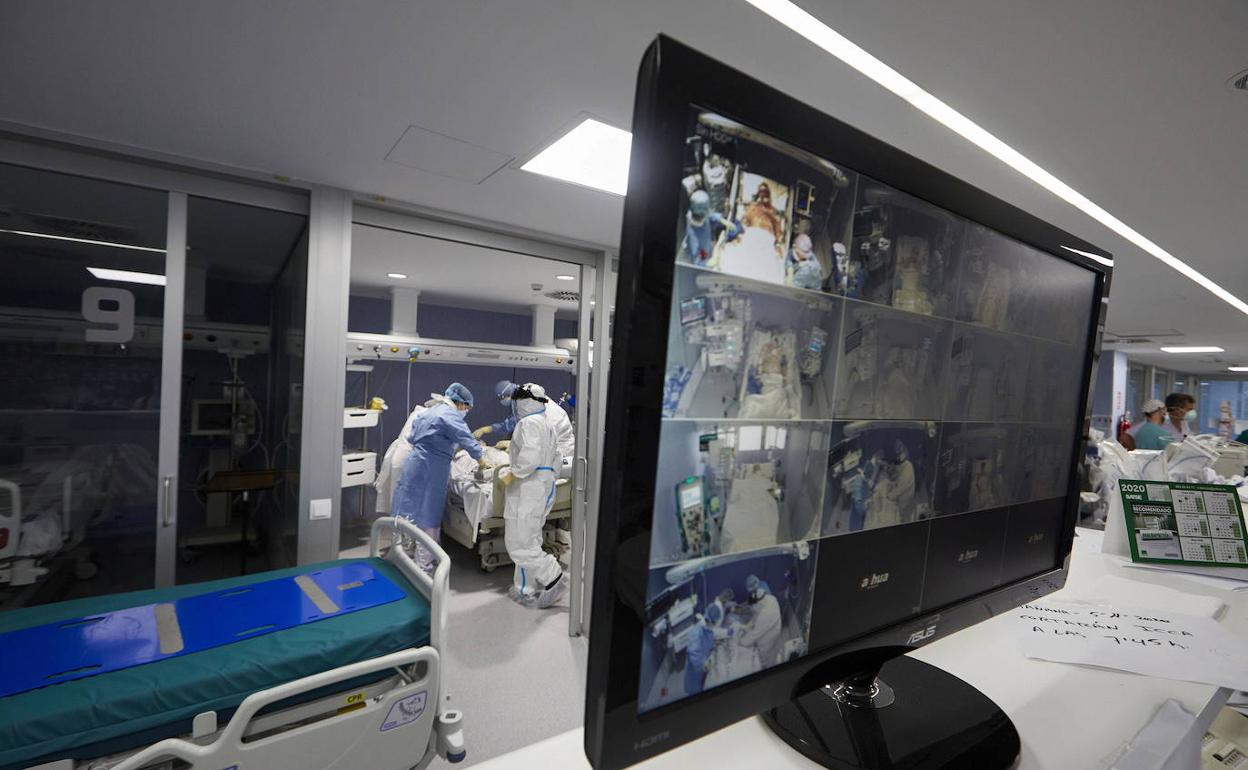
top-left (392, 383), bottom-right (485, 571)
top-left (683, 612), bottom-right (716, 696)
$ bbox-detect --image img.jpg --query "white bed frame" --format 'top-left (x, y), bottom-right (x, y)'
top-left (442, 465), bottom-right (572, 573)
top-left (1, 477), bottom-right (78, 588)
top-left (27, 517), bottom-right (464, 770)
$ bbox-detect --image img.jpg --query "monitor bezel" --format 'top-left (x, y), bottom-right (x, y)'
top-left (585, 35), bottom-right (1112, 770)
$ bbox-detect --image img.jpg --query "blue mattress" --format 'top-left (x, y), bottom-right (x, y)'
top-left (0, 557), bottom-right (432, 770)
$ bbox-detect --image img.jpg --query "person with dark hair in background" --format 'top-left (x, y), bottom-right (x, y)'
top-left (1162, 392), bottom-right (1197, 442)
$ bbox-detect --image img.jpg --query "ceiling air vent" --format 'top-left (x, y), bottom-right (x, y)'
top-left (544, 290), bottom-right (580, 303)
top-left (1229, 69), bottom-right (1248, 92)
top-left (22, 211), bottom-right (139, 244)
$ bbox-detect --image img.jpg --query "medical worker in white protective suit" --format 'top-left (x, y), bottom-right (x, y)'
top-left (498, 383), bottom-right (569, 608)
top-left (888, 439), bottom-right (917, 523)
top-left (374, 397), bottom-right (440, 514)
top-left (474, 380), bottom-right (575, 472)
top-left (738, 574), bottom-right (783, 668)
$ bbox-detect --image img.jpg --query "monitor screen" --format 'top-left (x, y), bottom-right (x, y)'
top-left (679, 296), bottom-right (708, 325)
top-left (639, 104), bottom-right (1097, 713)
top-left (587, 36), bottom-right (1110, 769)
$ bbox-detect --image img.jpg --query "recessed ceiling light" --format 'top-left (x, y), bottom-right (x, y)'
top-left (4, 228), bottom-right (166, 254)
top-left (744, 0), bottom-right (1248, 318)
top-left (1229, 366), bottom-right (1248, 372)
top-left (86, 266), bottom-right (166, 286)
top-left (1160, 346), bottom-right (1224, 354)
top-left (387, 272), bottom-right (408, 280)
top-left (521, 117), bottom-right (631, 196)
top-left (555, 274), bottom-right (576, 281)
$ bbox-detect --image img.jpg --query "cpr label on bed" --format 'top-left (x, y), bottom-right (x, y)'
top-left (380, 691), bottom-right (427, 731)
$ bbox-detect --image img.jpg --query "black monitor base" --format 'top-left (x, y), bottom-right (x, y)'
top-left (762, 656), bottom-right (1020, 770)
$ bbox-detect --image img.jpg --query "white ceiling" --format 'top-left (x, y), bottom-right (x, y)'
top-left (350, 223), bottom-right (583, 317)
top-left (1, 0), bottom-right (1246, 372)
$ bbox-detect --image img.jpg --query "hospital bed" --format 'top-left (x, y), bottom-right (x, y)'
top-left (442, 449), bottom-right (572, 572)
top-left (0, 517), bottom-right (465, 770)
top-left (737, 329), bottom-right (800, 420)
top-left (0, 474), bottom-right (96, 593)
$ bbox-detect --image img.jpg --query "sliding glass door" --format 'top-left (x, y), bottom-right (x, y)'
top-left (174, 196), bottom-right (307, 583)
top-left (0, 163), bottom-right (169, 608)
top-left (0, 161), bottom-right (309, 610)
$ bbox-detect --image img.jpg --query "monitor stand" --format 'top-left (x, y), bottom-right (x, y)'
top-left (762, 656), bottom-right (1020, 769)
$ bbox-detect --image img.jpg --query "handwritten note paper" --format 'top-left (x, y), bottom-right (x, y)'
top-left (1012, 600), bottom-right (1248, 692)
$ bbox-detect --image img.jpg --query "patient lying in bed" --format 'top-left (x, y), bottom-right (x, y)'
top-left (738, 334), bottom-right (799, 419)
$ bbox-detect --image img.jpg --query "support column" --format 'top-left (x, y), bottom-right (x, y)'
top-left (1111, 351), bottom-right (1128, 425)
top-left (390, 287), bottom-right (420, 336)
top-left (532, 304), bottom-right (556, 347)
top-left (298, 186), bottom-right (352, 565)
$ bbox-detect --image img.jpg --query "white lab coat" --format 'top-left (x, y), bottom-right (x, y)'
top-left (890, 460), bottom-right (917, 523)
top-left (867, 477), bottom-right (900, 529)
top-left (739, 593), bottom-right (783, 668)
top-left (373, 399), bottom-right (438, 514)
top-left (503, 398), bottom-right (564, 597)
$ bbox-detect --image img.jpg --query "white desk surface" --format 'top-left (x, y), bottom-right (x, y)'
top-left (474, 529), bottom-right (1247, 770)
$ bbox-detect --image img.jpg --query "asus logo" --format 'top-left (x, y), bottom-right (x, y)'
top-left (634, 731), bottom-right (670, 751)
top-left (1027, 533), bottom-right (1046, 545)
top-left (907, 625), bottom-right (937, 644)
top-left (859, 572), bottom-right (889, 589)
top-left (956, 549), bottom-right (979, 563)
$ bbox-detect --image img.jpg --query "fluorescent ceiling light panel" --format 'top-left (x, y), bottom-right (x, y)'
top-left (387, 272), bottom-right (408, 279)
top-left (521, 118), bottom-right (631, 196)
top-left (1, 228), bottom-right (166, 253)
top-left (1228, 366), bottom-right (1248, 372)
top-left (1060, 245), bottom-right (1114, 268)
top-left (555, 274), bottom-right (576, 281)
top-left (1159, 346), bottom-right (1224, 353)
top-left (743, 0), bottom-right (1248, 317)
top-left (86, 267), bottom-right (166, 286)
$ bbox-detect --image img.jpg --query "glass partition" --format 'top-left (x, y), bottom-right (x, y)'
top-left (175, 196), bottom-right (307, 581)
top-left (0, 162), bottom-right (167, 608)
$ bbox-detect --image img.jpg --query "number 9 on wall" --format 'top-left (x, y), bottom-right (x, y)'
top-left (82, 286), bottom-right (136, 344)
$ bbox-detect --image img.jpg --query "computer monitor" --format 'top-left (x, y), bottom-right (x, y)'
top-left (585, 36), bottom-right (1112, 770)
top-left (190, 399), bottom-right (256, 437)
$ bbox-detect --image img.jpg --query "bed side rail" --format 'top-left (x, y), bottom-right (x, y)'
top-left (107, 648), bottom-right (441, 770)
top-left (369, 516), bottom-right (449, 657)
top-left (0, 480), bottom-right (20, 564)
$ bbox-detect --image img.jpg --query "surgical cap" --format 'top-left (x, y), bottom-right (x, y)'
top-left (689, 190), bottom-right (710, 219)
top-left (495, 380), bottom-right (517, 401)
top-left (1141, 398), bottom-right (1165, 415)
top-left (445, 382), bottom-right (474, 407)
top-left (745, 575), bottom-right (760, 593)
top-left (705, 603), bottom-right (723, 624)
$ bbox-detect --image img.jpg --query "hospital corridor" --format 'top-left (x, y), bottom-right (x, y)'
top-left (4, 3), bottom-right (1248, 770)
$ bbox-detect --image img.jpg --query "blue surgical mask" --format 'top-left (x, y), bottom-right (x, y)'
top-left (1185, 409), bottom-right (1197, 423)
